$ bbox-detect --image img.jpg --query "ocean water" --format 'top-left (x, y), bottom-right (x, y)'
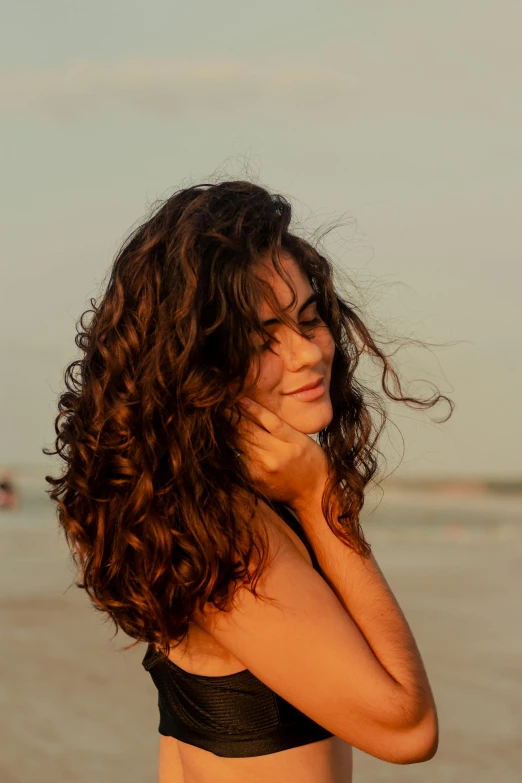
top-left (7, 478), bottom-right (522, 533)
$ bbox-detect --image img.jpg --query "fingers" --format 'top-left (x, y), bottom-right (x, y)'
top-left (239, 398), bottom-right (264, 424)
top-left (222, 402), bottom-right (267, 451)
top-left (238, 398), bottom-right (289, 439)
top-left (223, 398), bottom-right (283, 455)
top-left (236, 416), bottom-right (269, 453)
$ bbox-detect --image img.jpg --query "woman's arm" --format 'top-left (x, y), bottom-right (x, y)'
top-left (291, 486), bottom-right (438, 746)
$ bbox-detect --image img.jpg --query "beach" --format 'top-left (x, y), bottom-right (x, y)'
top-left (1, 481), bottom-right (521, 782)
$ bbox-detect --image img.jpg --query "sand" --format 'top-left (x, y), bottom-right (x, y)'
top-left (1, 489), bottom-right (521, 782)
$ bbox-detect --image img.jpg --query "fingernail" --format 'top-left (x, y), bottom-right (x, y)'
top-left (240, 397), bottom-right (252, 408)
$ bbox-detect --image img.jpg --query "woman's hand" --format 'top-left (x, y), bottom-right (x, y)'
top-left (229, 397), bottom-right (330, 508)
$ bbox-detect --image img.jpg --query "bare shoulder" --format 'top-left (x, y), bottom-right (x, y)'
top-left (191, 498), bottom-right (397, 748)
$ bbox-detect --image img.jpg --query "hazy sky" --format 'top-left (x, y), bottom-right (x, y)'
top-left (1, 1), bottom-right (521, 478)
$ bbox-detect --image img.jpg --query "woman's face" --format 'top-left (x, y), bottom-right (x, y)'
top-left (243, 253), bottom-right (336, 435)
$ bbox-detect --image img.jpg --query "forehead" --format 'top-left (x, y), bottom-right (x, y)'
top-left (254, 253), bottom-right (312, 313)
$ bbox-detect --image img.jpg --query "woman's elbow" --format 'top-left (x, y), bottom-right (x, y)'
top-left (397, 706), bottom-right (439, 764)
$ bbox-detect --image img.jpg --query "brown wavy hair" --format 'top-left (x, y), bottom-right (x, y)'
top-left (44, 179), bottom-right (453, 655)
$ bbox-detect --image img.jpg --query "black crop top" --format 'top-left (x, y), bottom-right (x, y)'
top-left (142, 501), bottom-right (334, 757)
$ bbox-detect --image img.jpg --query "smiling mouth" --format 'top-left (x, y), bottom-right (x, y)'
top-left (283, 376), bottom-right (325, 395)
top-left (283, 378), bottom-right (326, 402)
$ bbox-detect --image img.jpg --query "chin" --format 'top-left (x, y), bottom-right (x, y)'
top-left (284, 401), bottom-right (333, 435)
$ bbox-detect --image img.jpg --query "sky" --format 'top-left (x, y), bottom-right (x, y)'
top-left (1, 0), bottom-right (521, 479)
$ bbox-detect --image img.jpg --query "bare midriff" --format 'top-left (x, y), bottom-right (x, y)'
top-left (160, 731), bottom-right (353, 783)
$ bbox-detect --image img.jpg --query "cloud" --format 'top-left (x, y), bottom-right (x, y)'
top-left (0, 56), bottom-right (355, 119)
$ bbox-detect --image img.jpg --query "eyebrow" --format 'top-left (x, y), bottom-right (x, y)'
top-left (261, 292), bottom-right (319, 327)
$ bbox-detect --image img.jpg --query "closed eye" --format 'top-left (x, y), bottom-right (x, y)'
top-left (258, 317), bottom-right (323, 352)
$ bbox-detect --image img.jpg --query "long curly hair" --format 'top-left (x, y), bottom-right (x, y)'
top-left (44, 179), bottom-right (452, 655)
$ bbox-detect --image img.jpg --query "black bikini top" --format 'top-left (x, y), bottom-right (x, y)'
top-left (142, 501), bottom-right (334, 757)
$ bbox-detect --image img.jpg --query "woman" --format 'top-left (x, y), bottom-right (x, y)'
top-left (45, 180), bottom-right (452, 782)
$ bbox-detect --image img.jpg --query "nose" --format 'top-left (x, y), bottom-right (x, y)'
top-left (283, 329), bottom-right (323, 370)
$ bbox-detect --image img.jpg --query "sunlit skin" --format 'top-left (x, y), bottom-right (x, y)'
top-left (243, 252), bottom-right (336, 436)
top-left (158, 256), bottom-right (339, 779)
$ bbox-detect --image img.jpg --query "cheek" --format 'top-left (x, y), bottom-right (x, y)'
top-left (244, 353), bottom-right (282, 395)
top-left (318, 330), bottom-right (336, 363)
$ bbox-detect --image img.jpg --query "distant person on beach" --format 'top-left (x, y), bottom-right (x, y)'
top-left (44, 180), bottom-right (452, 783)
top-left (0, 469), bottom-right (19, 510)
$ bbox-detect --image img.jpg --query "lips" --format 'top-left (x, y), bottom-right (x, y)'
top-left (284, 376), bottom-right (325, 395)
